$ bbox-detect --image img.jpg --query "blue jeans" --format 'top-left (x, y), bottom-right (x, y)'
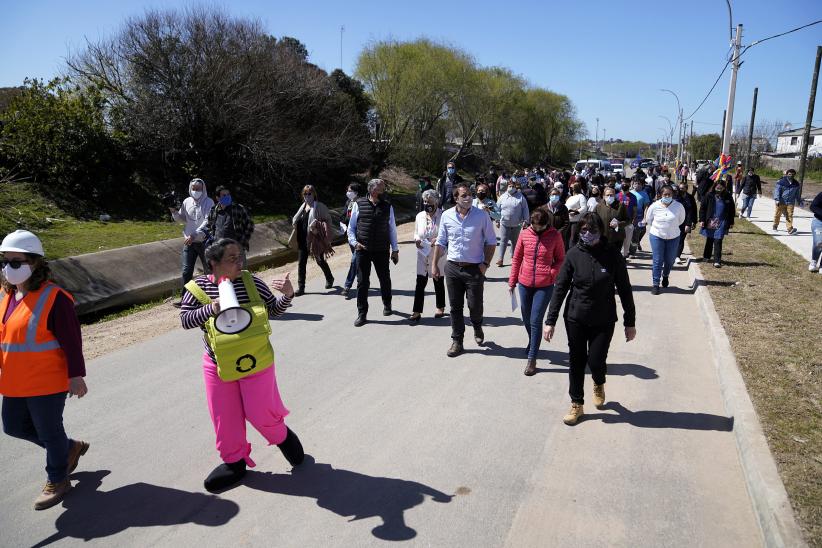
top-left (182, 241), bottom-right (208, 286)
top-left (518, 284), bottom-right (554, 359)
top-left (812, 218), bottom-right (822, 264)
top-left (649, 234), bottom-right (679, 287)
top-left (740, 194), bottom-right (756, 217)
top-left (344, 244), bottom-right (359, 289)
top-left (2, 392), bottom-right (71, 482)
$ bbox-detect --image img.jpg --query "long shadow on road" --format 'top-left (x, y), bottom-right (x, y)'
top-left (243, 455), bottom-right (452, 541)
top-left (33, 470), bottom-right (239, 547)
top-left (584, 402), bottom-right (734, 431)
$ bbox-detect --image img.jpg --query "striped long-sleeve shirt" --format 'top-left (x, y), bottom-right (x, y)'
top-left (180, 274), bottom-right (292, 362)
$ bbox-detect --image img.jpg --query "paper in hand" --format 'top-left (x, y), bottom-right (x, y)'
top-left (511, 289), bottom-right (518, 312)
top-left (420, 239), bottom-right (432, 257)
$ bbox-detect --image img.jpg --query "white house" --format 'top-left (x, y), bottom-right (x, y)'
top-left (775, 127), bottom-right (822, 156)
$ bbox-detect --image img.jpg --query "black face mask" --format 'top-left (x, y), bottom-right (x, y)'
top-left (477, 192), bottom-right (487, 200)
top-left (424, 204), bottom-right (436, 213)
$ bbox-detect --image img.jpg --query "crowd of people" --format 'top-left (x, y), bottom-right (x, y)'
top-left (1, 157), bottom-right (819, 511)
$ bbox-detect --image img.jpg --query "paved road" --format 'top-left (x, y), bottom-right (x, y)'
top-left (0, 227), bottom-right (763, 547)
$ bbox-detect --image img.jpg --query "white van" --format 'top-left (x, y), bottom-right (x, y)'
top-left (574, 159), bottom-right (612, 174)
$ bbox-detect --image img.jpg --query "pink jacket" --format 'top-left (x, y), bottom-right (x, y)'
top-left (509, 227), bottom-right (565, 288)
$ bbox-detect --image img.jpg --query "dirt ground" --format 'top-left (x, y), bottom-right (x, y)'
top-left (81, 222), bottom-right (418, 361)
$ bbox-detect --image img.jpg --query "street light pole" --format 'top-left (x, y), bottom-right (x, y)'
top-left (660, 89), bottom-right (683, 166)
top-left (722, 24), bottom-right (743, 156)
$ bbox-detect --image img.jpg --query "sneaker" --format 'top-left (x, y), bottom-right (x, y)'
top-left (473, 326), bottom-right (484, 345)
top-left (447, 340), bottom-right (464, 357)
top-left (809, 261), bottom-right (820, 273)
top-left (675, 257), bottom-right (685, 265)
top-left (67, 440), bottom-right (90, 474)
top-left (294, 288), bottom-right (305, 297)
top-left (651, 286), bottom-right (660, 295)
top-left (354, 314), bottom-right (367, 327)
top-left (34, 479), bottom-right (71, 510)
top-left (204, 460), bottom-right (247, 493)
top-left (563, 403), bottom-right (584, 426)
top-left (788, 228), bottom-right (798, 235)
top-left (495, 259), bottom-right (503, 267)
top-left (382, 307), bottom-right (393, 316)
top-left (325, 278), bottom-right (334, 289)
top-left (341, 287), bottom-right (349, 297)
top-left (714, 262), bottom-right (722, 268)
top-left (523, 358), bottom-right (537, 377)
top-left (593, 384), bottom-right (606, 409)
top-left (662, 276), bottom-right (669, 288)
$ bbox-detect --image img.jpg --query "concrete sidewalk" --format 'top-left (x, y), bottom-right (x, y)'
top-left (741, 194), bottom-right (817, 264)
top-left (0, 228), bottom-right (767, 547)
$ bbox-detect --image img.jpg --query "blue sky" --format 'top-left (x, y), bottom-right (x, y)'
top-left (2, 0), bottom-right (820, 142)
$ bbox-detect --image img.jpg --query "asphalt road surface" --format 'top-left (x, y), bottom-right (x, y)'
top-left (0, 228), bottom-right (762, 547)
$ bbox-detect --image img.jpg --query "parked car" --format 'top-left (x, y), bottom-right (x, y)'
top-left (639, 159), bottom-right (656, 169)
top-left (609, 159), bottom-right (625, 176)
top-left (630, 158), bottom-right (645, 169)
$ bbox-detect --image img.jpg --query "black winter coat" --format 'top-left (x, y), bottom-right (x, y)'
top-left (545, 242), bottom-right (636, 328)
top-left (699, 191), bottom-right (736, 228)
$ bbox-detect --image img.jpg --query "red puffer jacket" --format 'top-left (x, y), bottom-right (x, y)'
top-left (509, 227), bottom-right (565, 288)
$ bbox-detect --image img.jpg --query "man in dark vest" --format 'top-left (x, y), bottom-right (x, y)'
top-left (346, 178), bottom-right (399, 326)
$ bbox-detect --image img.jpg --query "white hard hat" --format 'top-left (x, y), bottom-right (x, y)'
top-left (0, 230), bottom-right (45, 257)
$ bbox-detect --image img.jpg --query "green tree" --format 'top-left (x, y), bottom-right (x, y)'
top-left (690, 134), bottom-right (722, 162)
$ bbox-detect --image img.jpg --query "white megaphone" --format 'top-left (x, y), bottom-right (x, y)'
top-left (214, 277), bottom-right (252, 334)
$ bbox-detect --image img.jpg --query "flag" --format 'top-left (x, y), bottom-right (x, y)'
top-left (710, 153), bottom-right (732, 181)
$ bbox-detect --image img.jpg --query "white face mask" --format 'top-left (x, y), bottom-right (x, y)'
top-left (190, 190), bottom-right (203, 200)
top-left (3, 263), bottom-right (33, 286)
top-left (346, 191), bottom-right (356, 200)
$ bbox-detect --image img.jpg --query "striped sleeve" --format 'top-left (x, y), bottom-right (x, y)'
top-left (179, 282), bottom-right (215, 329)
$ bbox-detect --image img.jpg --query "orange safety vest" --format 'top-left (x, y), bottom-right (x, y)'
top-left (0, 283), bottom-right (72, 397)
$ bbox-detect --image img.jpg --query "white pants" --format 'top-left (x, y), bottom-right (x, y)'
top-left (622, 225), bottom-right (634, 257)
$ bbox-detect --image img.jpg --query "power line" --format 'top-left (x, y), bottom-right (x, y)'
top-left (682, 19), bottom-right (822, 122)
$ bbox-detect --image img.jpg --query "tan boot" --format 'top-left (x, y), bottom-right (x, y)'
top-left (593, 383), bottom-right (606, 409)
top-left (34, 479), bottom-right (71, 510)
top-left (563, 403), bottom-right (584, 426)
top-left (67, 440), bottom-right (90, 474)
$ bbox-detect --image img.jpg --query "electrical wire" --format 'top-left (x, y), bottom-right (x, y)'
top-left (682, 19), bottom-right (822, 122)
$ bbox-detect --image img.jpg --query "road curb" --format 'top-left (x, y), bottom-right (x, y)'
top-left (684, 244), bottom-right (807, 547)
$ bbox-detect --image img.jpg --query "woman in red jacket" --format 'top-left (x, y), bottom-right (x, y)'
top-left (508, 209), bottom-right (566, 376)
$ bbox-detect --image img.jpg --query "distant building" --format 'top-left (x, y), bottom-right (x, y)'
top-left (775, 127), bottom-right (822, 156)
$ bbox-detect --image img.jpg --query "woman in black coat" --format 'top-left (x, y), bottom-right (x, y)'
top-left (544, 212), bottom-right (637, 426)
top-left (698, 179), bottom-right (736, 268)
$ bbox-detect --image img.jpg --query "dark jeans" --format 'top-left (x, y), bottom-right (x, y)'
top-left (298, 247), bottom-right (333, 290)
top-left (677, 226), bottom-right (687, 258)
top-left (444, 261), bottom-right (485, 342)
top-left (413, 275), bottom-right (445, 313)
top-left (344, 244), bottom-right (359, 290)
top-left (356, 249), bottom-right (392, 315)
top-left (569, 222), bottom-right (582, 247)
top-left (2, 392), bottom-right (71, 482)
top-left (518, 284), bottom-right (554, 359)
top-left (703, 237), bottom-right (724, 263)
top-left (182, 242), bottom-right (209, 286)
top-left (565, 320), bottom-right (615, 404)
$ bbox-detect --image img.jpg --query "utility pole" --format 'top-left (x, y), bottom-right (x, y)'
top-left (722, 24), bottom-right (743, 156)
top-left (603, 129), bottom-right (607, 156)
top-left (798, 45), bottom-right (821, 204)
top-left (744, 87), bottom-right (758, 174)
top-left (720, 110), bottom-right (727, 154)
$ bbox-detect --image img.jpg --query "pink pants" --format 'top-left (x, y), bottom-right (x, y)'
top-left (202, 353), bottom-right (289, 467)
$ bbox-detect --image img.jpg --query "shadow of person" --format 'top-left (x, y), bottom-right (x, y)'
top-left (243, 456), bottom-right (452, 541)
top-left (33, 470), bottom-right (239, 547)
top-left (587, 402), bottom-right (734, 431)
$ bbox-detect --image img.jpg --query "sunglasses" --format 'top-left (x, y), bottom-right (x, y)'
top-left (1, 259), bottom-right (30, 269)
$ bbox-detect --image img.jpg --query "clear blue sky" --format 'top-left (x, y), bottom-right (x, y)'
top-left (2, 0), bottom-right (820, 142)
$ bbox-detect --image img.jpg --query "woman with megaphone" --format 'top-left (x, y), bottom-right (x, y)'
top-left (180, 237), bottom-right (304, 493)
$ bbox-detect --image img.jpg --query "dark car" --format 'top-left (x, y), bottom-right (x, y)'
top-left (630, 158), bottom-right (645, 169)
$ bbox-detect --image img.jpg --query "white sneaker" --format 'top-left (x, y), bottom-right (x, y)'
top-left (810, 261), bottom-right (820, 273)
top-left (675, 257), bottom-right (685, 265)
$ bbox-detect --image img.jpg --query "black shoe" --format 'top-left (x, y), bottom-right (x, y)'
top-left (651, 286), bottom-right (660, 295)
top-left (447, 340), bottom-right (464, 357)
top-left (788, 228), bottom-right (798, 235)
top-left (354, 314), bottom-right (367, 327)
top-left (204, 460), bottom-right (246, 493)
top-left (383, 307), bottom-right (393, 316)
top-left (473, 326), bottom-right (484, 345)
top-left (341, 287), bottom-right (349, 297)
top-left (662, 276), bottom-right (669, 288)
top-left (295, 288), bottom-right (305, 297)
top-left (409, 313), bottom-right (421, 323)
top-left (325, 278), bottom-right (334, 289)
top-left (714, 262), bottom-right (722, 268)
top-left (277, 427), bottom-right (305, 467)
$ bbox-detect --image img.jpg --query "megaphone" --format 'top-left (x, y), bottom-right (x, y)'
top-left (214, 277), bottom-right (252, 334)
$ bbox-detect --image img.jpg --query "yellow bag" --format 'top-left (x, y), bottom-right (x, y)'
top-left (185, 271), bottom-right (274, 381)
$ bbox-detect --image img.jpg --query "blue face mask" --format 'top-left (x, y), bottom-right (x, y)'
top-left (549, 195), bottom-right (560, 203)
top-left (447, 167), bottom-right (455, 175)
top-left (661, 196), bottom-right (673, 205)
top-left (615, 183), bottom-right (622, 191)
top-left (219, 194), bottom-right (232, 207)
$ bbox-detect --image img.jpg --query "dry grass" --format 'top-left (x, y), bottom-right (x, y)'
top-left (686, 221), bottom-right (821, 546)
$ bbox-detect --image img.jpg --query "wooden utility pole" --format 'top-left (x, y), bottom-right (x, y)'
top-left (744, 88), bottom-right (758, 174)
top-left (798, 46), bottom-right (821, 204)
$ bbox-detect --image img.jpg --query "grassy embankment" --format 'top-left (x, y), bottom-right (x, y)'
top-left (1, 182), bottom-right (284, 260)
top-left (686, 220), bottom-right (821, 546)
